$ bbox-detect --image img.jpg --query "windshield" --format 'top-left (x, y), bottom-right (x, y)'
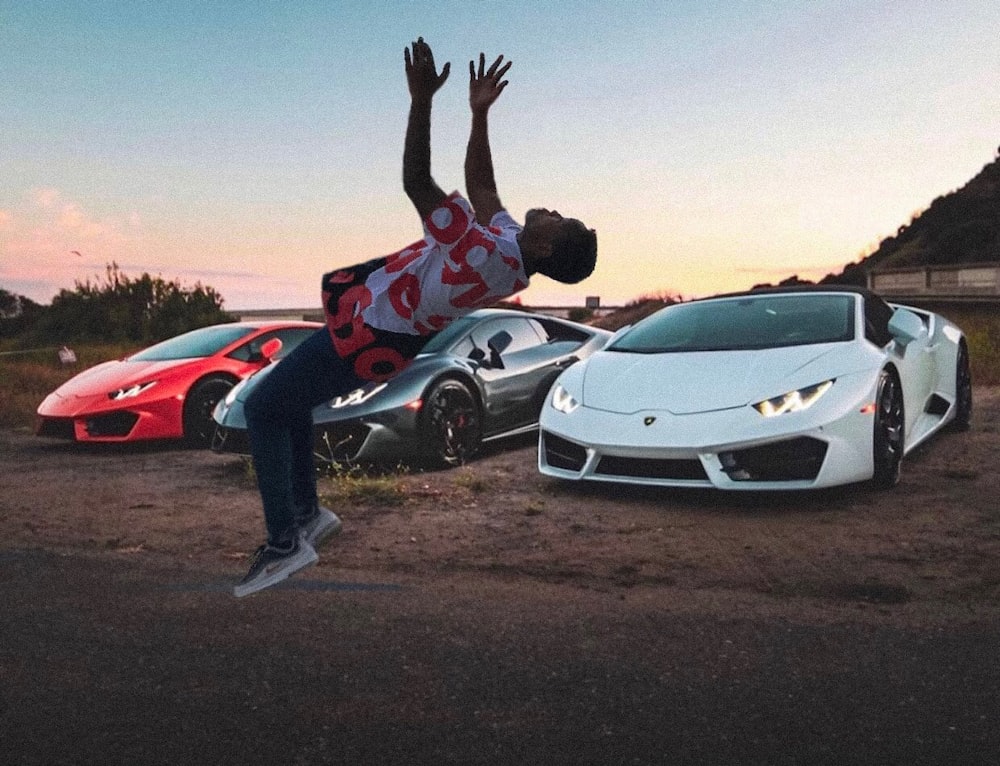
top-left (610, 294), bottom-right (855, 353)
top-left (129, 324), bottom-right (251, 361)
top-left (417, 314), bottom-right (481, 354)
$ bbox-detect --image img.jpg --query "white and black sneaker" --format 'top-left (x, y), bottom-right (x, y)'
top-left (233, 538), bottom-right (318, 598)
top-left (298, 505), bottom-right (342, 549)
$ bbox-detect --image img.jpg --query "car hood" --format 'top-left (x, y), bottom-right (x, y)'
top-left (52, 359), bottom-right (197, 398)
top-left (231, 353), bottom-right (460, 408)
top-left (580, 343), bottom-right (868, 415)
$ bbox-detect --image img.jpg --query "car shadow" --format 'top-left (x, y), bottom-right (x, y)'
top-left (538, 474), bottom-right (874, 516)
top-left (26, 436), bottom-right (201, 457)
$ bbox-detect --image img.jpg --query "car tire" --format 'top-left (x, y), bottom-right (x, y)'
top-left (949, 342), bottom-right (973, 432)
top-left (183, 375), bottom-right (236, 448)
top-left (420, 378), bottom-right (482, 467)
top-left (871, 369), bottom-right (904, 490)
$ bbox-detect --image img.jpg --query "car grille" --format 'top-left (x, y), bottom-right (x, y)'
top-left (541, 432), bottom-right (588, 472)
top-left (36, 417), bottom-right (76, 440)
top-left (719, 437), bottom-right (828, 482)
top-left (84, 412), bottom-right (139, 438)
top-left (595, 455), bottom-right (708, 481)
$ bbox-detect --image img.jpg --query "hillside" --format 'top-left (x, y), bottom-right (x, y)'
top-left (821, 150), bottom-right (1000, 286)
top-left (605, 153), bottom-right (1000, 330)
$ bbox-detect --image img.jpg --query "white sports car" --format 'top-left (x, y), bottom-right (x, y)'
top-left (538, 287), bottom-right (972, 491)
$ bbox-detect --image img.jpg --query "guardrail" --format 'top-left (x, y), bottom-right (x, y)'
top-left (868, 263), bottom-right (1000, 302)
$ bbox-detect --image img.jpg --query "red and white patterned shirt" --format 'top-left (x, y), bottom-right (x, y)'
top-left (321, 193), bottom-right (528, 383)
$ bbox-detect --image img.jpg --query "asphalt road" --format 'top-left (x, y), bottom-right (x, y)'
top-left (3, 549), bottom-right (998, 766)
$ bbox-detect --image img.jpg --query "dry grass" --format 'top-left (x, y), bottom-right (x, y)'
top-left (0, 343), bottom-right (136, 429)
top-left (935, 307), bottom-right (1000, 385)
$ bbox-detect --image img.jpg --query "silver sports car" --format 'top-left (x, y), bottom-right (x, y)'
top-left (214, 308), bottom-right (611, 468)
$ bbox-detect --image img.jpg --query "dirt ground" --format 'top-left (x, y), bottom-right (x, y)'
top-left (2, 388), bottom-right (999, 765)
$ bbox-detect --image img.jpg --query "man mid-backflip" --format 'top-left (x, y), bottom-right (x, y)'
top-left (235, 37), bottom-right (597, 597)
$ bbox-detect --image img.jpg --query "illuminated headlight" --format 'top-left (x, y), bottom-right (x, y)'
top-left (550, 383), bottom-right (581, 414)
top-left (328, 383), bottom-right (387, 409)
top-left (109, 381), bottom-right (157, 400)
top-left (753, 380), bottom-right (834, 417)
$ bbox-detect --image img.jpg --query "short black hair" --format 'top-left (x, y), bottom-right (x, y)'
top-left (536, 220), bottom-right (597, 284)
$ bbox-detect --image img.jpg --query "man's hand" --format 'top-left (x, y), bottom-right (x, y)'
top-left (403, 37), bottom-right (448, 219)
top-left (469, 53), bottom-right (511, 114)
top-left (405, 37), bottom-right (450, 102)
top-left (464, 52), bottom-right (511, 224)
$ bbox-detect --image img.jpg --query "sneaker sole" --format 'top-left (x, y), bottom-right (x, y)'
top-left (233, 546), bottom-right (319, 598)
top-left (302, 509), bottom-right (342, 549)
top-left (308, 516), bottom-right (343, 548)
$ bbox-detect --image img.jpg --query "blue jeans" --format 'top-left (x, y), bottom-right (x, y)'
top-left (244, 328), bottom-right (364, 545)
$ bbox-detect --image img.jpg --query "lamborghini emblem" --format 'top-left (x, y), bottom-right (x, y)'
top-left (643, 416), bottom-right (656, 426)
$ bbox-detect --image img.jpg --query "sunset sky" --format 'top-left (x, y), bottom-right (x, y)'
top-left (2, 1), bottom-right (997, 311)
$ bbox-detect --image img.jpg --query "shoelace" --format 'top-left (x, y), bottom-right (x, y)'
top-left (248, 542), bottom-right (292, 566)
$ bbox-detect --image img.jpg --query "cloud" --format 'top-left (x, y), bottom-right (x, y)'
top-left (57, 202), bottom-right (115, 239)
top-left (1, 188), bottom-right (142, 302)
top-left (5, 188), bottom-right (131, 261)
top-left (30, 187), bottom-right (61, 208)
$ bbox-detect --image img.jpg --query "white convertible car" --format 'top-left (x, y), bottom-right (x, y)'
top-left (538, 287), bottom-right (972, 491)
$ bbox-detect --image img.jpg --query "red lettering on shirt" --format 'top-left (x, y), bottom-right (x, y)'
top-left (426, 196), bottom-right (471, 245)
top-left (384, 242), bottom-right (425, 273)
top-left (326, 269), bottom-right (355, 284)
top-left (326, 284), bottom-right (375, 357)
top-left (441, 227), bottom-right (495, 308)
top-left (388, 273), bottom-right (421, 320)
top-left (354, 346), bottom-right (409, 383)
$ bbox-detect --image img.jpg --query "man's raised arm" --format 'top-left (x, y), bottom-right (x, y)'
top-left (403, 37), bottom-right (450, 220)
top-left (465, 52), bottom-right (512, 226)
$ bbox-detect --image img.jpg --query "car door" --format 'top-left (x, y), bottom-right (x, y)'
top-left (468, 317), bottom-right (566, 434)
top-left (886, 307), bottom-right (939, 445)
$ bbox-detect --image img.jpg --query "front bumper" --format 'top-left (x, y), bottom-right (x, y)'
top-left (212, 398), bottom-right (424, 464)
top-left (538, 399), bottom-right (875, 491)
top-left (35, 393), bottom-right (183, 442)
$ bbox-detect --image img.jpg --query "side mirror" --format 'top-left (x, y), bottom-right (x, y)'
top-left (887, 309), bottom-right (926, 347)
top-left (249, 337), bottom-right (284, 363)
top-left (260, 337), bottom-right (283, 361)
top-left (487, 330), bottom-right (513, 369)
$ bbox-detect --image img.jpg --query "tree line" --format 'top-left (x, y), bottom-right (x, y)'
top-left (0, 263), bottom-right (234, 346)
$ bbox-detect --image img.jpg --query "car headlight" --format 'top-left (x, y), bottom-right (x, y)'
top-left (753, 380), bottom-right (834, 417)
top-left (550, 383), bottom-right (581, 414)
top-left (328, 383), bottom-right (388, 409)
top-left (109, 381), bottom-right (157, 400)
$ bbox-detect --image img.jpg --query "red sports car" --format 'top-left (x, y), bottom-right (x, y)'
top-left (35, 321), bottom-right (322, 446)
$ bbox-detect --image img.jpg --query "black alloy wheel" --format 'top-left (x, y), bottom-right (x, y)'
top-left (183, 376), bottom-right (235, 447)
top-left (871, 369), bottom-right (904, 489)
top-left (421, 379), bottom-right (482, 467)
top-left (950, 343), bottom-right (973, 431)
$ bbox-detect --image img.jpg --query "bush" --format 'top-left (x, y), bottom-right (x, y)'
top-left (10, 263), bottom-right (235, 347)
